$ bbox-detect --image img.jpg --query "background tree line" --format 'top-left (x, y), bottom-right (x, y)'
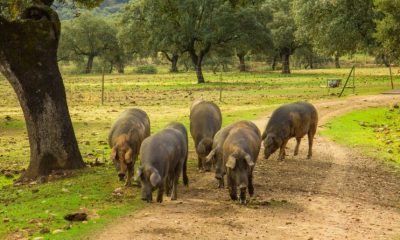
top-left (56, 0), bottom-right (400, 83)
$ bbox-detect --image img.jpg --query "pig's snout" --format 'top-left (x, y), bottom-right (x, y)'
top-left (118, 173), bottom-right (125, 181)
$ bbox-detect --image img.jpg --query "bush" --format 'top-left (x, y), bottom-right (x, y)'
top-left (135, 65), bottom-right (158, 74)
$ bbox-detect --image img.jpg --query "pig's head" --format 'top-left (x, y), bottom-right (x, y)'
top-left (197, 137), bottom-right (213, 171)
top-left (110, 134), bottom-right (136, 181)
top-left (263, 133), bottom-right (281, 160)
top-left (225, 149), bottom-right (254, 204)
top-left (137, 166), bottom-right (161, 202)
top-left (197, 137), bottom-right (213, 158)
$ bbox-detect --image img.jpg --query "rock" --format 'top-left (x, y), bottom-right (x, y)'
top-left (52, 229), bottom-right (64, 234)
top-left (358, 122), bottom-right (367, 127)
top-left (394, 103), bottom-right (399, 109)
top-left (61, 188), bottom-right (70, 193)
top-left (3, 218), bottom-right (10, 223)
top-left (4, 115), bottom-right (12, 121)
top-left (64, 213), bottom-right (88, 222)
top-left (83, 141), bottom-right (90, 146)
top-left (386, 140), bottom-right (393, 145)
top-left (39, 228), bottom-right (50, 234)
top-left (33, 237), bottom-right (44, 240)
top-left (63, 224), bottom-right (72, 230)
top-left (112, 187), bottom-right (124, 196)
top-left (387, 149), bottom-right (394, 154)
top-left (4, 171), bottom-right (13, 178)
top-left (32, 189), bottom-right (39, 193)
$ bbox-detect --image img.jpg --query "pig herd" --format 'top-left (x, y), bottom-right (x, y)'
top-left (108, 100), bottom-right (318, 204)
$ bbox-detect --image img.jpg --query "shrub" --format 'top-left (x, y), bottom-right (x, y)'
top-left (135, 65), bottom-right (158, 74)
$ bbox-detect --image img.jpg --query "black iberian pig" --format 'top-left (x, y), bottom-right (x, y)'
top-left (108, 108), bottom-right (150, 186)
top-left (261, 102), bottom-right (318, 160)
top-left (190, 100), bottom-right (222, 172)
top-left (138, 122), bottom-right (188, 203)
top-left (223, 126), bottom-right (261, 204)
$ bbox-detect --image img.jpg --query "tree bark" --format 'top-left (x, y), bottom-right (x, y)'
top-left (85, 55), bottom-right (95, 74)
top-left (281, 54), bottom-right (291, 74)
top-left (109, 63), bottom-right (114, 74)
top-left (189, 51), bottom-right (206, 84)
top-left (0, 6), bottom-right (84, 180)
top-left (271, 55), bottom-right (277, 71)
top-left (335, 54), bottom-right (341, 68)
top-left (195, 64), bottom-right (205, 84)
top-left (170, 54), bottom-right (179, 73)
top-left (238, 53), bottom-right (246, 72)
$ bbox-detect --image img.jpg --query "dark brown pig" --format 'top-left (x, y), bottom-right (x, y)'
top-left (108, 108), bottom-right (150, 186)
top-left (223, 126), bottom-right (261, 204)
top-left (206, 120), bottom-right (260, 188)
top-left (190, 100), bottom-right (222, 171)
top-left (138, 122), bottom-right (188, 203)
top-left (261, 102), bottom-right (318, 160)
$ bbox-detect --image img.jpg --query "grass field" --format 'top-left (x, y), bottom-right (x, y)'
top-left (0, 66), bottom-right (398, 239)
top-left (321, 106), bottom-right (400, 164)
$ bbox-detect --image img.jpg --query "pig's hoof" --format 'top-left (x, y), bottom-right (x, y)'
top-left (239, 199), bottom-right (247, 205)
top-left (230, 195), bottom-right (238, 201)
top-left (157, 198), bottom-right (163, 203)
top-left (307, 155), bottom-right (312, 159)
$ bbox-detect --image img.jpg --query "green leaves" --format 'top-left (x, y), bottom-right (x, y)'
top-left (374, 0), bottom-right (400, 60)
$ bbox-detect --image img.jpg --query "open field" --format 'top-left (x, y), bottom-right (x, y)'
top-left (322, 106), bottom-right (400, 164)
top-left (0, 67), bottom-right (399, 239)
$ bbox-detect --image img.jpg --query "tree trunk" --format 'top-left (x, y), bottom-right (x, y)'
top-left (281, 54), bottom-right (291, 74)
top-left (109, 63), bottom-right (114, 74)
top-left (271, 55), bottom-right (277, 70)
top-left (85, 55), bottom-right (95, 74)
top-left (309, 56), bottom-right (314, 69)
top-left (238, 54), bottom-right (246, 72)
top-left (335, 54), bottom-right (341, 68)
top-left (0, 7), bottom-right (84, 180)
top-left (195, 64), bottom-right (205, 84)
top-left (116, 61), bottom-right (124, 74)
top-left (171, 54), bottom-right (179, 73)
top-left (189, 51), bottom-right (206, 84)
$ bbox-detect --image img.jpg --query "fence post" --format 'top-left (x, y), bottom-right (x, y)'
top-left (101, 67), bottom-right (105, 105)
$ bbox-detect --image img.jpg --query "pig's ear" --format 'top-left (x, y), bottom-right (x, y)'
top-left (110, 147), bottom-right (117, 161)
top-left (206, 148), bottom-right (216, 163)
top-left (125, 148), bottom-right (133, 164)
top-left (244, 154), bottom-right (254, 167)
top-left (226, 155), bottom-right (236, 169)
top-left (150, 170), bottom-right (161, 187)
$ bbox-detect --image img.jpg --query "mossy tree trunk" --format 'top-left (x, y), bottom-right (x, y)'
top-left (0, 4), bottom-right (85, 180)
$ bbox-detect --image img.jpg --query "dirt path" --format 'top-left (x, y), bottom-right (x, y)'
top-left (92, 94), bottom-right (400, 240)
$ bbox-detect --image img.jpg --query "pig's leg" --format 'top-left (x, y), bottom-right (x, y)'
top-left (294, 137), bottom-right (301, 156)
top-left (307, 132), bottom-right (314, 159)
top-left (228, 174), bottom-right (237, 201)
top-left (157, 182), bottom-right (164, 203)
top-left (239, 187), bottom-right (247, 205)
top-left (171, 163), bottom-right (182, 200)
top-left (170, 176), bottom-right (179, 201)
top-left (278, 139), bottom-right (289, 160)
top-left (198, 156), bottom-right (203, 171)
top-left (248, 173), bottom-right (254, 197)
top-left (125, 163), bottom-right (133, 187)
top-left (165, 176), bottom-right (171, 196)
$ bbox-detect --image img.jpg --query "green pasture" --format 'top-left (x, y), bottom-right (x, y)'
top-left (0, 66), bottom-right (398, 239)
